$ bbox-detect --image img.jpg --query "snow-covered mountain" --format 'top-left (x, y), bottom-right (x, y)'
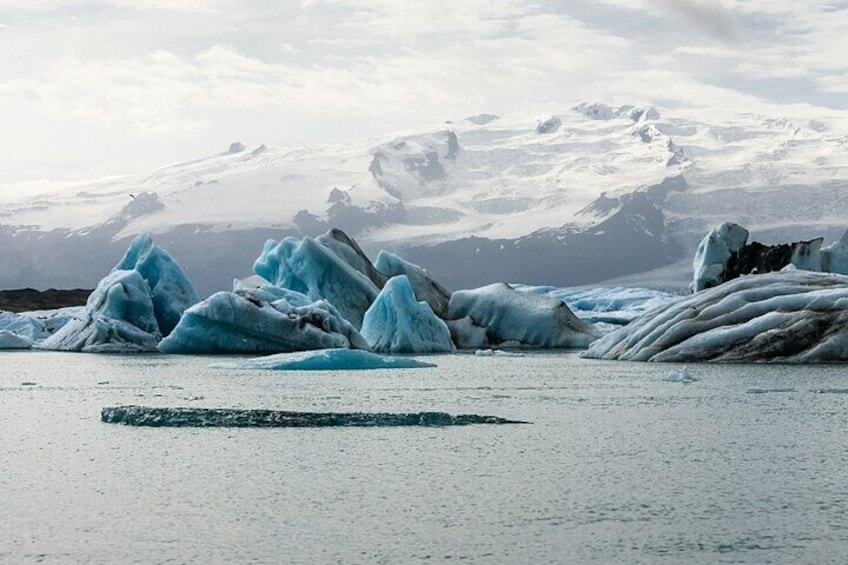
top-left (2, 102), bottom-right (847, 296)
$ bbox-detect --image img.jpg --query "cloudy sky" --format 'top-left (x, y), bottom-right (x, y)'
top-left (1, 0), bottom-right (846, 183)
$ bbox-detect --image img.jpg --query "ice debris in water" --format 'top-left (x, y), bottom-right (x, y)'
top-left (210, 348), bottom-right (436, 371)
top-left (101, 405), bottom-right (528, 427)
top-left (663, 366), bottom-right (698, 383)
top-left (474, 349), bottom-right (526, 357)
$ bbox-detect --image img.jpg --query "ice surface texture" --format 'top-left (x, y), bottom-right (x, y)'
top-left (360, 275), bottom-right (453, 353)
top-left (585, 270), bottom-right (848, 363)
top-left (113, 233), bottom-right (200, 336)
top-left (0, 330), bottom-right (32, 349)
top-left (159, 287), bottom-right (367, 354)
top-left (692, 222), bottom-right (848, 292)
top-left (101, 405), bottom-right (527, 427)
top-left (40, 270), bottom-right (162, 353)
top-left (38, 234), bottom-right (197, 352)
top-left (211, 348), bottom-right (435, 371)
top-left (254, 234), bottom-right (379, 329)
top-left (448, 283), bottom-right (600, 348)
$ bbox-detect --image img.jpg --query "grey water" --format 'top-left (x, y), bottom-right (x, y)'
top-left (2, 351), bottom-right (848, 564)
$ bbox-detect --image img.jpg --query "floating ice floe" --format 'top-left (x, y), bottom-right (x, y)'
top-left (101, 405), bottom-right (525, 427)
top-left (663, 366), bottom-right (698, 383)
top-left (448, 283), bottom-right (600, 348)
top-left (584, 270), bottom-right (848, 363)
top-left (211, 348), bottom-right (436, 371)
top-left (474, 349), bottom-right (526, 357)
top-left (360, 275), bottom-right (453, 353)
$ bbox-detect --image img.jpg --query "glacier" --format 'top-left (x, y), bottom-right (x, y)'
top-left (39, 269), bottom-right (162, 353)
top-left (211, 348), bottom-right (436, 371)
top-left (584, 270), bottom-right (848, 363)
top-left (158, 286), bottom-right (367, 354)
top-left (447, 283), bottom-right (600, 348)
top-left (360, 275), bottom-right (453, 353)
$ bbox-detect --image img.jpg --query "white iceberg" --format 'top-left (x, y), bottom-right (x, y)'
top-left (692, 222), bottom-right (749, 292)
top-left (211, 348), bottom-right (436, 371)
top-left (448, 282), bottom-right (600, 348)
top-left (39, 270), bottom-right (162, 353)
top-left (360, 275), bottom-right (453, 353)
top-left (585, 270), bottom-right (848, 363)
top-left (158, 286), bottom-right (367, 354)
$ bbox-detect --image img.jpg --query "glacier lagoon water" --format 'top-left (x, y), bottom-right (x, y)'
top-left (2, 351), bottom-right (848, 564)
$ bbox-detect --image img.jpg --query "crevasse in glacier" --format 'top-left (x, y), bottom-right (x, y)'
top-left (158, 285), bottom-right (368, 354)
top-left (447, 282), bottom-right (600, 348)
top-left (360, 275), bottom-right (453, 353)
top-left (113, 233), bottom-right (200, 336)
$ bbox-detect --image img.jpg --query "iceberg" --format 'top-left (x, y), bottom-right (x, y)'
top-left (253, 233), bottom-right (379, 328)
top-left (158, 287), bottom-right (367, 354)
top-left (0, 330), bottom-right (32, 349)
top-left (39, 269), bottom-right (162, 353)
top-left (692, 222), bottom-right (749, 292)
top-left (112, 233), bottom-right (199, 335)
top-left (375, 250), bottom-right (452, 319)
top-left (360, 275), bottom-right (453, 353)
top-left (211, 348), bottom-right (436, 370)
top-left (448, 283), bottom-right (600, 348)
top-left (585, 270), bottom-right (848, 363)
top-left (513, 284), bottom-right (677, 330)
top-left (101, 405), bottom-right (526, 427)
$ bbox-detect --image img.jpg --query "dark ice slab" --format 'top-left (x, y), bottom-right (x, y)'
top-left (101, 405), bottom-right (529, 428)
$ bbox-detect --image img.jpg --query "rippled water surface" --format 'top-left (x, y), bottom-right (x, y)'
top-left (2, 351), bottom-right (848, 564)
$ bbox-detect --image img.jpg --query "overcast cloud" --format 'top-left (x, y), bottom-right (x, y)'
top-left (1, 0), bottom-right (846, 183)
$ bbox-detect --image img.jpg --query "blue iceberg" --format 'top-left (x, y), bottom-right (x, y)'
top-left (360, 275), bottom-right (453, 353)
top-left (113, 233), bottom-right (199, 335)
top-left (253, 234), bottom-right (379, 329)
top-left (0, 330), bottom-right (33, 349)
top-left (39, 269), bottom-right (162, 352)
top-left (375, 250), bottom-right (452, 318)
top-left (211, 348), bottom-right (436, 371)
top-left (159, 286), bottom-right (368, 354)
top-left (448, 283), bottom-right (600, 348)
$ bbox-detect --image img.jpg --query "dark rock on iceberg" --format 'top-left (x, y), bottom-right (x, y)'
top-left (101, 405), bottom-right (529, 427)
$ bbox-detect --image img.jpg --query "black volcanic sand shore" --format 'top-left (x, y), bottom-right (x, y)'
top-left (0, 288), bottom-right (91, 313)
